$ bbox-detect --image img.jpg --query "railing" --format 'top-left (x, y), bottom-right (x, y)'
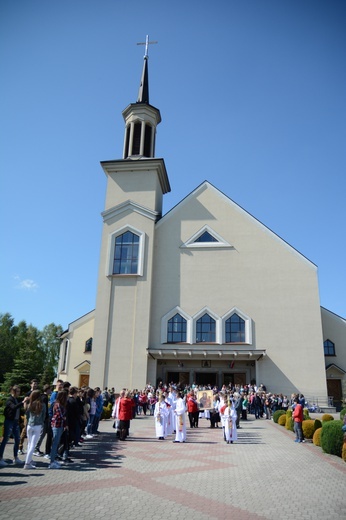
top-left (305, 396), bottom-right (335, 411)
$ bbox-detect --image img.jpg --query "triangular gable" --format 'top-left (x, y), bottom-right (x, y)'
top-left (74, 360), bottom-right (91, 371)
top-left (158, 180), bottom-right (316, 268)
top-left (326, 363), bottom-right (346, 376)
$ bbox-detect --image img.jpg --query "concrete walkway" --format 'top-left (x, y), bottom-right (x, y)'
top-left (0, 414), bottom-right (345, 520)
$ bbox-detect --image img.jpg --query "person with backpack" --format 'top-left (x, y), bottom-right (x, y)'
top-left (0, 386), bottom-right (29, 467)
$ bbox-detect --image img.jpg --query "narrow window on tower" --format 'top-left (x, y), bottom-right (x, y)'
top-left (144, 124), bottom-right (152, 157)
top-left (132, 122), bottom-right (141, 155)
top-left (124, 125), bottom-right (130, 158)
top-left (113, 231), bottom-right (140, 275)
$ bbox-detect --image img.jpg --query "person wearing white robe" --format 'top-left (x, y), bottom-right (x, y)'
top-left (154, 395), bottom-right (169, 439)
top-left (224, 401), bottom-right (238, 444)
top-left (173, 393), bottom-right (187, 443)
top-left (168, 387), bottom-right (178, 432)
top-left (219, 393), bottom-right (227, 436)
top-left (165, 394), bottom-right (175, 435)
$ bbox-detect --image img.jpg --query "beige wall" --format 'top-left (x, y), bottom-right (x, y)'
top-left (90, 163), bottom-right (165, 390)
top-left (58, 311), bottom-right (94, 387)
top-left (61, 183), bottom-right (342, 402)
top-left (321, 307), bottom-right (346, 404)
top-left (150, 183), bottom-right (328, 398)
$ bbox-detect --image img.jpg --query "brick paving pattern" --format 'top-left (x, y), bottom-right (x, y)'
top-left (0, 415), bottom-right (345, 520)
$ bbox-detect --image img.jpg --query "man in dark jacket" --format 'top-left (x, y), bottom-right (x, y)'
top-left (0, 386), bottom-right (29, 466)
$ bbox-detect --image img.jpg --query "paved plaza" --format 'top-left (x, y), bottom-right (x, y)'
top-left (0, 413), bottom-right (345, 520)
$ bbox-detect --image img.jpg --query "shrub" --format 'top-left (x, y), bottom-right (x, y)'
top-left (320, 420), bottom-right (343, 457)
top-left (286, 416), bottom-right (294, 432)
top-left (342, 441), bottom-right (346, 463)
top-left (278, 414), bottom-right (286, 426)
top-left (313, 427), bottom-right (322, 446)
top-left (302, 419), bottom-right (315, 439)
top-left (322, 413), bottom-right (334, 423)
top-left (273, 410), bottom-right (286, 423)
top-left (314, 419), bottom-right (322, 431)
top-left (285, 410), bottom-right (293, 430)
top-left (303, 409), bottom-right (310, 420)
top-left (340, 408), bottom-right (346, 421)
top-left (101, 402), bottom-right (113, 420)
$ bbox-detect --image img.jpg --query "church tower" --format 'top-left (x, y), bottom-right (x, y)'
top-left (90, 38), bottom-right (170, 389)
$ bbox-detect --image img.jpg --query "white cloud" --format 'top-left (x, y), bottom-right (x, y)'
top-left (14, 276), bottom-right (39, 291)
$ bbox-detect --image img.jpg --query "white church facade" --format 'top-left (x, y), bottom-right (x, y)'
top-left (58, 49), bottom-right (346, 409)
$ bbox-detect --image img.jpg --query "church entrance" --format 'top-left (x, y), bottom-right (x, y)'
top-left (79, 374), bottom-right (89, 387)
top-left (223, 373), bottom-right (246, 387)
top-left (327, 378), bottom-right (343, 411)
top-left (195, 372), bottom-right (217, 387)
top-left (167, 371), bottom-right (189, 386)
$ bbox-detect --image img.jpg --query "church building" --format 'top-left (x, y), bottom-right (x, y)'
top-left (58, 44), bottom-right (346, 409)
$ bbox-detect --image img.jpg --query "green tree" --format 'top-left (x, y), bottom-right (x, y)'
top-left (39, 323), bottom-right (63, 385)
top-left (0, 313), bottom-right (19, 383)
top-left (2, 321), bottom-right (44, 393)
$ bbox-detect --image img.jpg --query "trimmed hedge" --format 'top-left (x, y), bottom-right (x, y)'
top-left (320, 420), bottom-right (343, 457)
top-left (314, 419), bottom-right (322, 431)
top-left (340, 408), bottom-right (346, 421)
top-left (273, 410), bottom-right (286, 423)
top-left (302, 419), bottom-right (315, 440)
top-left (342, 441), bottom-right (346, 463)
top-left (101, 402), bottom-right (113, 420)
top-left (321, 413), bottom-right (334, 423)
top-left (278, 414), bottom-right (286, 426)
top-left (313, 427), bottom-right (322, 447)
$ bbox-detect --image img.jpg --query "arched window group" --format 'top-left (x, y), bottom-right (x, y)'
top-left (161, 307), bottom-right (251, 345)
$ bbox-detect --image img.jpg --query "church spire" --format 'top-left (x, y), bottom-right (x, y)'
top-left (122, 36), bottom-right (161, 159)
top-left (136, 35), bottom-right (157, 104)
top-left (137, 55), bottom-right (149, 104)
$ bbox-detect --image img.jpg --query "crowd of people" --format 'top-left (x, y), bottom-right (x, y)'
top-left (0, 378), bottom-right (310, 470)
top-left (0, 379), bottom-right (110, 469)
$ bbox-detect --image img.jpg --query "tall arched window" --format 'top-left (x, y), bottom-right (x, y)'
top-left (196, 313), bottom-right (216, 343)
top-left (324, 339), bottom-right (335, 356)
top-left (144, 124), bottom-right (152, 157)
top-left (225, 313), bottom-right (245, 343)
top-left (132, 122), bottom-right (141, 155)
top-left (167, 313), bottom-right (187, 343)
top-left (113, 231), bottom-right (140, 274)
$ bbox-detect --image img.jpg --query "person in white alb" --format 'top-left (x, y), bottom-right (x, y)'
top-left (224, 399), bottom-right (238, 444)
top-left (154, 393), bottom-right (169, 440)
top-left (173, 392), bottom-right (187, 443)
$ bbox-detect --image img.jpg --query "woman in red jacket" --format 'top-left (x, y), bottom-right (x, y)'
top-left (118, 391), bottom-right (134, 440)
top-left (187, 392), bottom-right (199, 428)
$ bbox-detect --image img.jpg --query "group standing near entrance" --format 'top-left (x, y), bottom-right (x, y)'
top-left (0, 378), bottom-right (315, 472)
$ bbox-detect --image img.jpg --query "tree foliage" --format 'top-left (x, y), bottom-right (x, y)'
top-left (0, 313), bottom-right (19, 383)
top-left (0, 314), bottom-right (63, 392)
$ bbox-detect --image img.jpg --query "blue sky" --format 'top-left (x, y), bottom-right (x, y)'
top-left (1, 0), bottom-right (345, 330)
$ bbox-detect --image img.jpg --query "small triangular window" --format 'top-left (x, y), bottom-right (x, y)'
top-left (181, 225), bottom-right (233, 249)
top-left (194, 231), bottom-right (218, 243)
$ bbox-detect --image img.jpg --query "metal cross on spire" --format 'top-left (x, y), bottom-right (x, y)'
top-left (136, 35), bottom-right (158, 58)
